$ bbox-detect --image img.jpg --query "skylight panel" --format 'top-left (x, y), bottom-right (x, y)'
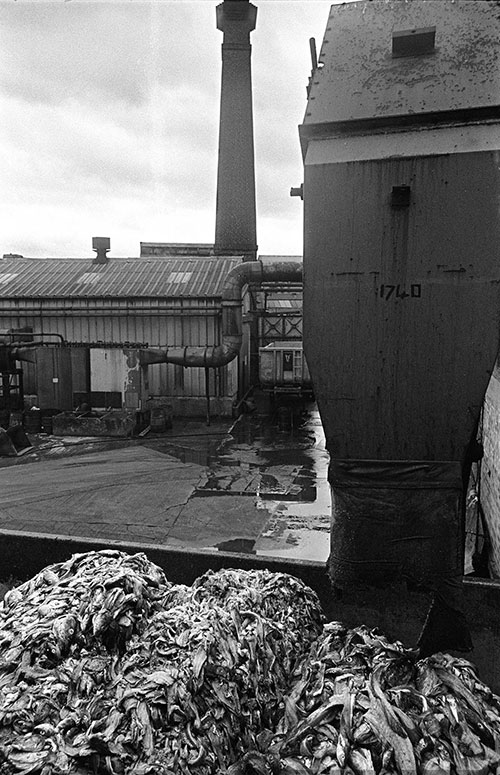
top-left (0, 273), bottom-right (19, 286)
top-left (168, 272), bottom-right (193, 284)
top-left (77, 272), bottom-right (101, 285)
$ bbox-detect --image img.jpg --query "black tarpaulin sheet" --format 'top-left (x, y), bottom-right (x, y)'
top-left (417, 575), bottom-right (473, 655)
top-left (327, 459), bottom-right (463, 589)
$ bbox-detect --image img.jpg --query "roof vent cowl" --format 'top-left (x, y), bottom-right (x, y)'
top-left (92, 237), bottom-right (110, 264)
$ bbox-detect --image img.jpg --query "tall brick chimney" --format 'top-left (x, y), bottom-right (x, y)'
top-left (214, 0), bottom-right (258, 261)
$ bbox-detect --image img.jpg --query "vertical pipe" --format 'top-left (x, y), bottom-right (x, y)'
top-left (18, 369), bottom-right (24, 412)
top-left (309, 37), bottom-right (318, 70)
top-left (205, 367), bottom-right (211, 427)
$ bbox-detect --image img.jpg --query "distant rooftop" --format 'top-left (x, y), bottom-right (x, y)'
top-left (140, 243), bottom-right (216, 258)
top-left (139, 245), bottom-right (303, 264)
top-left (260, 255), bottom-right (302, 264)
top-left (0, 255), bottom-right (243, 299)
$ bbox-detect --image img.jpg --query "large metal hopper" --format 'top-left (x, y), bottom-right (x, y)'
top-left (300, 1), bottom-right (500, 605)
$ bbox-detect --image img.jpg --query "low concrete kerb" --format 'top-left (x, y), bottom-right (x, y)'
top-left (0, 527), bottom-right (328, 587)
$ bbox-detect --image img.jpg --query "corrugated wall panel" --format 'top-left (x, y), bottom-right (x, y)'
top-left (36, 349), bottom-right (73, 410)
top-left (23, 362), bottom-right (36, 397)
top-left (0, 302), bottom-right (232, 401)
top-left (70, 349), bottom-right (90, 396)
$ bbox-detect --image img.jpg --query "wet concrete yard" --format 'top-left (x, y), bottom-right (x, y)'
top-left (202, 404), bottom-right (330, 559)
top-left (0, 400), bottom-right (331, 564)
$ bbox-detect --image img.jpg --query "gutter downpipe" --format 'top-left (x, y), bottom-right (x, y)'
top-left (138, 260), bottom-right (303, 369)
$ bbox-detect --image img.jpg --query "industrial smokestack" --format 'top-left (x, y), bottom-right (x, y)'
top-left (214, 0), bottom-right (258, 261)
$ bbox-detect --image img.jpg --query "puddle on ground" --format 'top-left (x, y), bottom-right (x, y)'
top-left (164, 401), bottom-right (332, 563)
top-left (216, 538), bottom-right (257, 554)
top-left (210, 520), bottom-right (329, 562)
top-left (256, 527), bottom-right (329, 562)
top-left (191, 403), bottom-right (329, 501)
top-left (149, 436), bottom-right (227, 467)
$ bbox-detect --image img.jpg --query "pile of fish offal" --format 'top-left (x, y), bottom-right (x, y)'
top-left (0, 552), bottom-right (498, 775)
top-left (0, 551), bottom-right (322, 774)
top-left (230, 623), bottom-right (500, 775)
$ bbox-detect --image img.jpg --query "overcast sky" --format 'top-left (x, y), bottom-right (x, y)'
top-left (0, 0), bottom-right (340, 259)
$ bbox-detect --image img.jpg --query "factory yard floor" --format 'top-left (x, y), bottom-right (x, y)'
top-left (0, 401), bottom-right (331, 566)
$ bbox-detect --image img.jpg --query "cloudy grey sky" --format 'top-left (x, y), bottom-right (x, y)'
top-left (0, 0), bottom-right (338, 259)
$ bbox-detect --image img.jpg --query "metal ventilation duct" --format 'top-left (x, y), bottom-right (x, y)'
top-left (139, 260), bottom-right (302, 368)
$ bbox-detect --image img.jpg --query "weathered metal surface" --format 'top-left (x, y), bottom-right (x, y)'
top-left (306, 123), bottom-right (500, 166)
top-left (90, 349), bottom-right (131, 396)
top-left (260, 312), bottom-right (302, 343)
top-left (35, 347), bottom-right (73, 411)
top-left (139, 261), bottom-right (303, 371)
top-left (305, 0), bottom-right (500, 127)
top-left (69, 347), bottom-right (89, 399)
top-left (301, 0), bottom-right (500, 596)
top-left (1, 307), bottom-right (223, 407)
top-left (0, 256), bottom-right (241, 298)
top-left (259, 342), bottom-right (312, 389)
top-left (30, 347), bottom-right (90, 409)
top-left (304, 148), bottom-right (500, 461)
top-left (140, 243), bottom-right (215, 257)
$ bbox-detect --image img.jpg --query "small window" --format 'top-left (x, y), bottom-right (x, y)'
top-left (392, 27), bottom-right (436, 58)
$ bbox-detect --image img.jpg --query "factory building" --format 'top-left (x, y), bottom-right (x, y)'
top-left (0, 0), bottom-right (306, 423)
top-left (0, 246), bottom-right (303, 418)
top-left (0, 0), bottom-right (307, 420)
top-left (0, 249), bottom-right (242, 416)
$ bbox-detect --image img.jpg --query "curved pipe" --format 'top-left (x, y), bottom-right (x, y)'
top-left (0, 332), bottom-right (66, 347)
top-left (139, 260), bottom-right (303, 368)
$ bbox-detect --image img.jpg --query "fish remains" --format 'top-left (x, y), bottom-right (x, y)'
top-left (0, 550), bottom-right (499, 774)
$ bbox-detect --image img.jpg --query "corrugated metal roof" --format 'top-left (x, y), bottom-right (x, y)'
top-left (0, 256), bottom-right (243, 299)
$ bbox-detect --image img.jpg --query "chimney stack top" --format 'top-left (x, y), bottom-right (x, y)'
top-left (216, 0), bottom-right (257, 35)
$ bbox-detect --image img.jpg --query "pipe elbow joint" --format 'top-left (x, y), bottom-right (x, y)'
top-left (222, 259), bottom-right (264, 301)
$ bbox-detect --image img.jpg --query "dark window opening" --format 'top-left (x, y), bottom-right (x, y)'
top-left (391, 186), bottom-right (411, 209)
top-left (392, 27), bottom-right (436, 58)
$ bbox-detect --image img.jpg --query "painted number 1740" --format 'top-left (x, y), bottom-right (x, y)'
top-left (379, 284), bottom-right (422, 300)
